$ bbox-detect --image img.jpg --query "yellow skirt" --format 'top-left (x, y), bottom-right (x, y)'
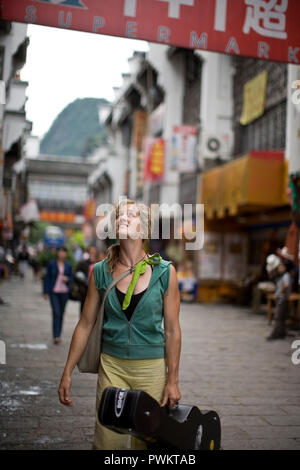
top-left (93, 352), bottom-right (168, 450)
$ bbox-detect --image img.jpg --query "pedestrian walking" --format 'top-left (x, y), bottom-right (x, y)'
top-left (75, 245), bottom-right (98, 316)
top-left (44, 246), bottom-right (73, 344)
top-left (17, 244), bottom-right (29, 278)
top-left (58, 198), bottom-right (181, 450)
top-left (266, 254), bottom-right (293, 340)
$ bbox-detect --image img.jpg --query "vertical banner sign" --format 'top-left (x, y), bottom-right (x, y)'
top-left (240, 70), bottom-right (268, 125)
top-left (132, 110), bottom-right (148, 150)
top-left (172, 125), bottom-right (197, 172)
top-left (132, 111), bottom-right (148, 190)
top-left (83, 199), bottom-right (96, 221)
top-left (143, 137), bottom-right (165, 182)
top-left (1, 0), bottom-right (300, 64)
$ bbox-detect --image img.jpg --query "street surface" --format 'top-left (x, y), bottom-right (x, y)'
top-left (0, 275), bottom-right (300, 450)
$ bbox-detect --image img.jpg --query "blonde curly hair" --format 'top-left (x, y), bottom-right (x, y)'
top-left (106, 199), bottom-right (152, 273)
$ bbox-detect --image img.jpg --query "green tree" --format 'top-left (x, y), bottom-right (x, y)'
top-left (29, 221), bottom-right (50, 245)
top-left (68, 230), bottom-right (86, 250)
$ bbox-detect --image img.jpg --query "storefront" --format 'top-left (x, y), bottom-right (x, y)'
top-left (197, 150), bottom-right (291, 303)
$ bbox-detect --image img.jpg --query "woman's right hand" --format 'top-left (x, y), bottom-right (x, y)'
top-left (58, 373), bottom-right (73, 406)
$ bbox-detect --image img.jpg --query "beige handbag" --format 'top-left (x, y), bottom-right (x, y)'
top-left (77, 267), bottom-right (131, 374)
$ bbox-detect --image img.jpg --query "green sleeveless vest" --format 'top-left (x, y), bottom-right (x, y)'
top-left (93, 256), bottom-right (172, 359)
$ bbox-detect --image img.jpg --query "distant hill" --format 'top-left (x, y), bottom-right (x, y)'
top-left (40, 97), bottom-right (109, 157)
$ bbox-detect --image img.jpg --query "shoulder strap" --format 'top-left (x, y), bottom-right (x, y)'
top-left (97, 267), bottom-right (132, 324)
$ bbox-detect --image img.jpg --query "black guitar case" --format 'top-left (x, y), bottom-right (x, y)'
top-left (98, 387), bottom-right (221, 450)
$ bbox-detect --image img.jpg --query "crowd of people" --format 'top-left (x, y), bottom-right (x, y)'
top-left (0, 243), bottom-right (43, 283)
top-left (1, 237), bottom-right (299, 343)
top-left (0, 240), bottom-right (106, 341)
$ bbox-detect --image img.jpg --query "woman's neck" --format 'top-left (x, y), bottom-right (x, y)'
top-left (118, 240), bottom-right (146, 267)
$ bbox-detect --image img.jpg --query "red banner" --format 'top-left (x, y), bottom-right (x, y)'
top-left (1, 0), bottom-right (300, 64)
top-left (144, 137), bottom-right (165, 182)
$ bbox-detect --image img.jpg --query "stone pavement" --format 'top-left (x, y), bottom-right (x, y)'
top-left (0, 274), bottom-right (300, 450)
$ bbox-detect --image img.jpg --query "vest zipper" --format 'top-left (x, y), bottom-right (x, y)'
top-left (127, 319), bottom-right (130, 357)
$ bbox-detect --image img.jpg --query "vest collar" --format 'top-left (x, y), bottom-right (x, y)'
top-left (103, 256), bottom-right (168, 290)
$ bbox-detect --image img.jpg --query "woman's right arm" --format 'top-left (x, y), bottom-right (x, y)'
top-left (58, 269), bottom-right (101, 406)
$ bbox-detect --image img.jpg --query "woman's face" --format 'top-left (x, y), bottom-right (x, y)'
top-left (116, 204), bottom-right (142, 240)
top-left (89, 246), bottom-right (97, 263)
top-left (57, 249), bottom-right (67, 261)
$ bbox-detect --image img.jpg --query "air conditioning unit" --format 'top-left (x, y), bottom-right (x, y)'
top-left (200, 131), bottom-right (233, 161)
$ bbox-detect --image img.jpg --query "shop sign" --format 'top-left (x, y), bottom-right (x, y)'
top-left (240, 70), bottom-right (268, 125)
top-left (143, 137), bottom-right (165, 182)
top-left (2, 1), bottom-right (300, 63)
top-left (171, 125), bottom-right (197, 172)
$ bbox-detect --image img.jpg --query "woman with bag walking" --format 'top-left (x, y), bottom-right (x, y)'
top-left (44, 246), bottom-right (73, 344)
top-left (58, 199), bottom-right (181, 450)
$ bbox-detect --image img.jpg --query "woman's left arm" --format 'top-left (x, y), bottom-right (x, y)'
top-left (161, 264), bottom-right (181, 408)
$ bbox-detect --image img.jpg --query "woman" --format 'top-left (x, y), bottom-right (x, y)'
top-left (44, 246), bottom-right (73, 344)
top-left (58, 199), bottom-right (181, 450)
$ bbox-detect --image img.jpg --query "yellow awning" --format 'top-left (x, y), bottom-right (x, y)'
top-left (200, 152), bottom-right (288, 220)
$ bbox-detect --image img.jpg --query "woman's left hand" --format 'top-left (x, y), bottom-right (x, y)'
top-left (160, 382), bottom-right (181, 408)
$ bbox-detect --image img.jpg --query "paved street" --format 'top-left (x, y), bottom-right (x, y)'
top-left (0, 274), bottom-right (300, 450)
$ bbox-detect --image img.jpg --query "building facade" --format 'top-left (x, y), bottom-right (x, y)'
top-left (92, 43), bottom-right (297, 302)
top-left (0, 21), bottom-right (30, 248)
top-left (25, 152), bottom-right (98, 235)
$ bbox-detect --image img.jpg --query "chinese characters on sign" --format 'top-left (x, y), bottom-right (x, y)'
top-left (124, 0), bottom-right (195, 19)
top-left (243, 0), bottom-right (288, 39)
top-left (1, 0), bottom-right (299, 64)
